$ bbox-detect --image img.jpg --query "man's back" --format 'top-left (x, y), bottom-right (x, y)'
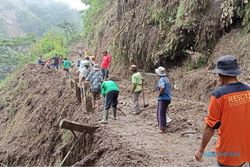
top-left (132, 72), bottom-right (143, 92)
top-left (101, 55), bottom-right (112, 69)
top-left (101, 80), bottom-right (119, 96)
top-left (206, 82), bottom-right (250, 165)
top-left (63, 60), bottom-right (71, 69)
top-left (86, 71), bottom-right (102, 92)
top-left (54, 56), bottom-right (59, 64)
top-left (157, 76), bottom-right (171, 101)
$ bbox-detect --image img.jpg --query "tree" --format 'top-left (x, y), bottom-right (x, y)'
top-left (58, 21), bottom-right (82, 45)
top-left (29, 31), bottom-right (68, 58)
top-left (0, 34), bottom-right (36, 56)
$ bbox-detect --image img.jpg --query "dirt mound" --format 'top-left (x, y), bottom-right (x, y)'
top-left (169, 29), bottom-right (250, 102)
top-left (210, 29), bottom-right (250, 79)
top-left (0, 64), bottom-right (151, 166)
top-left (171, 69), bottom-right (218, 103)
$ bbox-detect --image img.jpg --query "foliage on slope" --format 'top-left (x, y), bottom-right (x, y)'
top-left (81, 0), bottom-right (250, 71)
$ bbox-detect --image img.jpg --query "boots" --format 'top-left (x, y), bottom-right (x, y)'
top-left (99, 110), bottom-right (108, 124)
top-left (112, 107), bottom-right (117, 120)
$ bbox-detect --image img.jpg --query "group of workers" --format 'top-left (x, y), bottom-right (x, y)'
top-left (73, 50), bottom-right (173, 127)
top-left (51, 49), bottom-right (172, 128)
top-left (38, 54), bottom-right (62, 69)
top-left (75, 50), bottom-right (117, 124)
top-left (82, 53), bottom-right (250, 167)
top-left (38, 51), bottom-right (250, 166)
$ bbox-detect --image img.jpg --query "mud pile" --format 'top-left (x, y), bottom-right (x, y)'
top-left (211, 29), bottom-right (250, 77)
top-left (170, 29), bottom-right (250, 103)
top-left (0, 64), bottom-right (150, 166)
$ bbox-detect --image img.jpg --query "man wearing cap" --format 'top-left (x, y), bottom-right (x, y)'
top-left (130, 65), bottom-right (143, 114)
top-left (155, 66), bottom-right (172, 133)
top-left (101, 51), bottom-right (112, 80)
top-left (195, 55), bottom-right (250, 166)
top-left (86, 64), bottom-right (103, 110)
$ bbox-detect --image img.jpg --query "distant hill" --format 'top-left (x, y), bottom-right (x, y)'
top-left (0, 0), bottom-right (82, 37)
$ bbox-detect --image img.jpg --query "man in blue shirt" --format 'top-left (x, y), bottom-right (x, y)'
top-left (155, 66), bottom-right (172, 133)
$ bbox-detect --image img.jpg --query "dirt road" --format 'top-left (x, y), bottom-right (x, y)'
top-left (92, 79), bottom-right (218, 166)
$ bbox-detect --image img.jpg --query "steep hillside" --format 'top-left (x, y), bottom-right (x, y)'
top-left (84, 0), bottom-right (249, 71)
top-left (0, 0), bottom-right (82, 37)
top-left (0, 0), bottom-right (250, 166)
top-left (0, 65), bottom-right (151, 166)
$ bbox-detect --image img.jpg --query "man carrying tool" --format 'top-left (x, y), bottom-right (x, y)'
top-left (195, 55), bottom-right (250, 166)
top-left (155, 66), bottom-right (172, 133)
top-left (101, 51), bottom-right (112, 80)
top-left (130, 65), bottom-right (143, 114)
top-left (99, 77), bottom-right (119, 124)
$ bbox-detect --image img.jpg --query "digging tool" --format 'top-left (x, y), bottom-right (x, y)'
top-left (142, 69), bottom-right (149, 108)
top-left (142, 88), bottom-right (149, 108)
top-left (142, 81), bottom-right (149, 108)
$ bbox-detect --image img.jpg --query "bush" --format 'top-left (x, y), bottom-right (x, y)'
top-left (30, 31), bottom-right (69, 59)
top-left (185, 53), bottom-right (208, 71)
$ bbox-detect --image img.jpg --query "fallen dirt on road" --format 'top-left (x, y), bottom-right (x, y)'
top-left (0, 64), bottom-right (218, 166)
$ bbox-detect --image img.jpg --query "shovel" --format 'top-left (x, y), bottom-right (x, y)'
top-left (142, 83), bottom-right (149, 108)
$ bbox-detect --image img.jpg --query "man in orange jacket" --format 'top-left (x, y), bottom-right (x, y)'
top-left (195, 55), bottom-right (250, 166)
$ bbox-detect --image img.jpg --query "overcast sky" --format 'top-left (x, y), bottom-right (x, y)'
top-left (54, 0), bottom-right (87, 10)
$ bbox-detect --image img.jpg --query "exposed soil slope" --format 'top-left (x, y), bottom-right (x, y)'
top-left (0, 64), bottom-right (218, 166)
top-left (0, 65), bottom-right (150, 166)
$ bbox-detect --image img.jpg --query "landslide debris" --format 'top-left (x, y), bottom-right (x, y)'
top-left (0, 64), bottom-right (151, 166)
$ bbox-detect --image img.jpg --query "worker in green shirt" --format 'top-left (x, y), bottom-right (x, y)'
top-left (63, 58), bottom-right (71, 76)
top-left (130, 65), bottom-right (143, 114)
top-left (99, 77), bottom-right (120, 124)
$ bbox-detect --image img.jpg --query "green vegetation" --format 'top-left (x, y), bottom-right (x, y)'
top-left (185, 53), bottom-right (208, 71)
top-left (108, 44), bottom-right (127, 65)
top-left (0, 0), bottom-right (82, 37)
top-left (30, 31), bottom-right (68, 59)
top-left (243, 2), bottom-right (250, 27)
top-left (0, 0), bottom-right (83, 82)
top-left (0, 30), bottom-right (73, 84)
top-left (148, 2), bottom-right (177, 29)
top-left (0, 34), bottom-right (36, 55)
top-left (0, 34), bottom-right (36, 81)
top-left (0, 72), bottom-right (16, 89)
top-left (58, 21), bottom-right (83, 45)
top-left (149, 7), bottom-right (165, 26)
top-left (175, 0), bottom-right (186, 27)
top-left (175, 0), bottom-right (205, 28)
top-left (81, 0), bottom-right (110, 39)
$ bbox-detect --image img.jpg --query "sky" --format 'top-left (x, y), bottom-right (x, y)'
top-left (54, 0), bottom-right (88, 11)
